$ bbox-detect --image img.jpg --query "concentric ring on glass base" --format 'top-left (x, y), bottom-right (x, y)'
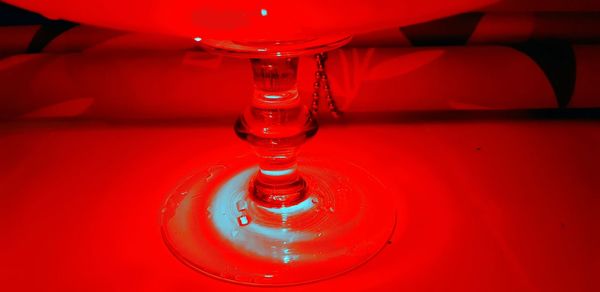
top-left (160, 156), bottom-right (396, 286)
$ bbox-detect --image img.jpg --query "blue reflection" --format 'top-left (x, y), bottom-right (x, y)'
top-left (209, 167), bottom-right (314, 262)
top-left (260, 168), bottom-right (294, 176)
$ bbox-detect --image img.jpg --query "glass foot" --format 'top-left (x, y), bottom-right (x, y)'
top-left (161, 156), bottom-right (396, 285)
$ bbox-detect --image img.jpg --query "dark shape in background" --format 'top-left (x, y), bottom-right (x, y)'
top-left (1, 2), bottom-right (79, 53)
top-left (0, 2), bottom-right (48, 26)
top-left (401, 13), bottom-right (484, 46)
top-left (511, 41), bottom-right (576, 108)
top-left (26, 20), bottom-right (78, 53)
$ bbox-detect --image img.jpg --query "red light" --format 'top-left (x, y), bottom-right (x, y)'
top-left (4, 0), bottom-right (496, 41)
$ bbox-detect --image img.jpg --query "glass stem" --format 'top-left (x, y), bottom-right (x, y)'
top-left (235, 57), bottom-right (317, 207)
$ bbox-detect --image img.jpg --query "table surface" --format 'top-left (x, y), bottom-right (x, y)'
top-left (1, 117), bottom-right (598, 291)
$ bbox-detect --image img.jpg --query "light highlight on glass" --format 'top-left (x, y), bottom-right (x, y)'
top-left (259, 168), bottom-right (295, 176)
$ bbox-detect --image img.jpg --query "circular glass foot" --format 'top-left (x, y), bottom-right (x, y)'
top-left (161, 157), bottom-right (396, 286)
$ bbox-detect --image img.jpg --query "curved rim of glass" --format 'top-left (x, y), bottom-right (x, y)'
top-left (197, 34), bottom-right (352, 58)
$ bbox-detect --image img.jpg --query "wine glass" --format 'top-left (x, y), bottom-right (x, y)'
top-left (4, 0), bottom-right (495, 285)
top-left (160, 35), bottom-right (396, 285)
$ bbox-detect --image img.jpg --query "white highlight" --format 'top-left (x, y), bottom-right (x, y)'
top-left (260, 168), bottom-right (294, 176)
top-left (259, 197), bottom-right (314, 215)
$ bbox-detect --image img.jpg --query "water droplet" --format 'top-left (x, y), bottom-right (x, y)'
top-left (311, 197), bottom-right (320, 204)
top-left (231, 229), bottom-right (239, 238)
top-left (160, 207), bottom-right (166, 214)
top-left (205, 166), bottom-right (225, 182)
top-left (237, 214), bottom-right (250, 226)
top-left (328, 207), bottom-right (335, 213)
top-left (179, 191), bottom-right (188, 196)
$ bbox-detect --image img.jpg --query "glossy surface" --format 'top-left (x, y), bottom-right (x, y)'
top-left (4, 0), bottom-right (496, 41)
top-left (161, 158), bottom-right (395, 285)
top-left (1, 119), bottom-right (597, 291)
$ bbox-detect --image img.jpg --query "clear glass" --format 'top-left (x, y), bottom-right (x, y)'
top-left (161, 37), bottom-right (396, 286)
top-left (5, 0), bottom-right (493, 41)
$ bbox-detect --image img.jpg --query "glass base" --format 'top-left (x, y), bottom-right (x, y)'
top-left (161, 156), bottom-right (396, 286)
